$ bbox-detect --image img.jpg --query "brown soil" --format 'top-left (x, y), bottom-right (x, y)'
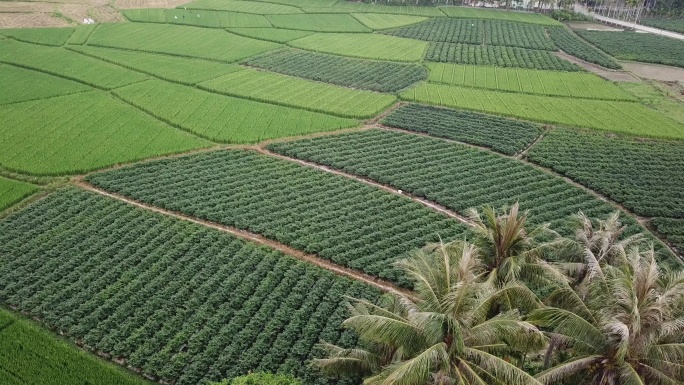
top-left (113, 0), bottom-right (193, 9)
top-left (555, 51), bottom-right (640, 82)
top-left (0, 2), bottom-right (56, 13)
top-left (58, 3), bottom-right (90, 23)
top-left (89, 5), bottom-right (125, 22)
top-left (566, 22), bottom-right (622, 31)
top-left (620, 61), bottom-right (684, 83)
top-left (0, 12), bottom-right (70, 28)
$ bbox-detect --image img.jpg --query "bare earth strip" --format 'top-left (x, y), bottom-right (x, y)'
top-left (0, 2), bottom-right (55, 13)
top-left (621, 61), bottom-right (684, 83)
top-left (76, 180), bottom-right (413, 298)
top-left (555, 51), bottom-right (639, 81)
top-left (88, 5), bottom-right (124, 22)
top-left (113, 0), bottom-right (192, 9)
top-left (0, 12), bottom-right (69, 28)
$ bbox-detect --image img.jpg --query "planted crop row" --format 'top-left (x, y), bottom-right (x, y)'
top-left (265, 14), bottom-right (372, 32)
top-left (575, 30), bottom-right (684, 68)
top-left (438, 6), bottom-right (562, 26)
top-left (244, 48), bottom-right (427, 92)
top-left (350, 13), bottom-right (427, 30)
top-left (0, 176), bottom-right (38, 212)
top-left (401, 82), bottom-right (684, 139)
top-left (66, 24), bottom-right (97, 45)
top-left (547, 28), bottom-right (621, 69)
top-left (227, 27), bottom-right (313, 43)
top-left (425, 42), bottom-right (580, 71)
top-left (122, 8), bottom-right (272, 28)
top-left (426, 62), bottom-right (634, 100)
top-left (88, 23), bottom-right (279, 63)
top-left (381, 103), bottom-right (541, 155)
top-left (640, 18), bottom-right (684, 34)
top-left (304, 2), bottom-right (447, 17)
top-left (198, 68), bottom-right (396, 118)
top-left (267, 129), bottom-right (680, 268)
top-left (650, 218), bottom-right (684, 254)
top-left (0, 188), bottom-right (380, 385)
top-left (0, 64), bottom-right (91, 105)
top-left (527, 128), bottom-right (684, 219)
top-left (0, 91), bottom-right (209, 175)
top-left (0, 26), bottom-right (74, 46)
top-left (288, 33), bottom-right (427, 62)
top-left (86, 150), bottom-right (468, 287)
top-left (182, 0), bottom-right (303, 14)
top-left (114, 79), bottom-right (358, 143)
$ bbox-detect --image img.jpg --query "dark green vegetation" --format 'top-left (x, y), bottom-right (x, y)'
top-left (211, 372), bottom-right (303, 385)
top-left (575, 30), bottom-right (684, 68)
top-left (243, 49), bottom-right (427, 92)
top-left (384, 18), bottom-right (556, 51)
top-left (0, 27), bottom-right (74, 46)
top-left (548, 27), bottom-right (621, 69)
top-left (651, 217), bottom-right (684, 252)
top-left (86, 150), bottom-right (467, 286)
top-left (527, 128), bottom-right (684, 219)
top-left (641, 18), bottom-right (684, 33)
top-left (0, 308), bottom-right (150, 384)
top-left (267, 129), bottom-right (678, 267)
top-left (425, 42), bottom-right (580, 71)
top-left (0, 188), bottom-right (380, 385)
top-left (381, 104), bottom-right (542, 155)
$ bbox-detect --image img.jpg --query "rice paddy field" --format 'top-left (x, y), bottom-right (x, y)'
top-left (1, 1), bottom-right (684, 384)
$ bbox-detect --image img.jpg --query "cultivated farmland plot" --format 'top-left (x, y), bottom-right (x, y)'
top-left (288, 33), bottom-right (428, 62)
top-left (0, 26), bottom-right (74, 46)
top-left (122, 8), bottom-right (273, 28)
top-left (182, 0), bottom-right (304, 14)
top-left (303, 2), bottom-right (447, 17)
top-left (0, 64), bottom-right (91, 105)
top-left (438, 6), bottom-right (562, 26)
top-left (0, 176), bottom-right (37, 212)
top-left (265, 13), bottom-right (372, 32)
top-left (547, 27), bottom-right (621, 69)
top-left (350, 13), bottom-right (427, 30)
top-left (226, 27), bottom-right (314, 43)
top-left (575, 30), bottom-right (684, 68)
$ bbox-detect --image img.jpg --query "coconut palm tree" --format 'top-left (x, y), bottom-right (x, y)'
top-left (313, 240), bottom-right (547, 385)
top-left (529, 247), bottom-right (684, 385)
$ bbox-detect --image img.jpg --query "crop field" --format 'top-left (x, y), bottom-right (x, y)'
top-left (244, 49), bottom-right (427, 92)
top-left (287, 33), bottom-right (428, 62)
top-left (303, 2), bottom-right (447, 17)
top-left (114, 80), bottom-right (358, 143)
top-left (0, 177), bottom-right (38, 212)
top-left (183, 0), bottom-right (304, 14)
top-left (0, 27), bottom-right (74, 46)
top-left (0, 91), bottom-right (209, 175)
top-left (426, 62), bottom-right (634, 100)
top-left (198, 68), bottom-right (396, 118)
top-left (651, 218), bottom-right (684, 253)
top-left (547, 28), bottom-right (621, 69)
top-left (0, 64), bottom-right (91, 105)
top-left (86, 150), bottom-right (467, 286)
top-left (527, 128), bottom-right (684, 219)
top-left (641, 18), bottom-right (684, 34)
top-left (425, 42), bottom-right (580, 71)
top-left (265, 14), bottom-right (372, 32)
top-left (227, 27), bottom-right (314, 42)
top-left (401, 82), bottom-right (684, 139)
top-left (0, 188), bottom-right (380, 385)
top-left (575, 30), bottom-right (684, 68)
top-left (438, 6), bottom-right (562, 26)
top-left (66, 24), bottom-right (98, 45)
top-left (123, 8), bottom-right (273, 28)
top-left (350, 13), bottom-right (427, 30)
top-left (382, 103), bottom-right (542, 155)
top-left (88, 23), bottom-right (280, 62)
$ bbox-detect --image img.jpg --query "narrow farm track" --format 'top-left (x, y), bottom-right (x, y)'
top-left (75, 180), bottom-right (414, 298)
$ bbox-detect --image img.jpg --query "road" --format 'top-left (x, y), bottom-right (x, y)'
top-left (574, 3), bottom-right (684, 41)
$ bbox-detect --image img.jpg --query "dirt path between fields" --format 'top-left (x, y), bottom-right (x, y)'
top-left (555, 51), bottom-right (639, 82)
top-left (76, 180), bottom-right (414, 298)
top-left (620, 61), bottom-right (684, 83)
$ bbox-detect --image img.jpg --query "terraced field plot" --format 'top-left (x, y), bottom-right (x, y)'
top-left (86, 150), bottom-right (467, 286)
top-left (426, 63), bottom-right (634, 100)
top-left (575, 30), bottom-right (684, 68)
top-left (226, 27), bottom-right (313, 43)
top-left (123, 8), bottom-right (273, 27)
top-left (244, 49), bottom-right (427, 92)
top-left (350, 13), bottom-right (427, 30)
top-left (0, 188), bottom-right (380, 385)
top-left (198, 68), bottom-right (396, 118)
top-left (266, 14), bottom-right (371, 32)
top-left (88, 23), bottom-right (279, 62)
top-left (183, 0), bottom-right (303, 14)
top-left (0, 27), bottom-right (74, 46)
top-left (401, 82), bottom-right (684, 139)
top-left (114, 80), bottom-right (358, 143)
top-left (0, 64), bottom-right (91, 105)
top-left (0, 91), bottom-right (210, 175)
top-left (438, 6), bottom-right (562, 26)
top-left (288, 33), bottom-right (428, 62)
top-left (0, 177), bottom-right (38, 212)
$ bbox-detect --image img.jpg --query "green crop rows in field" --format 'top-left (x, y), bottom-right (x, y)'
top-left (351, 13), bottom-right (427, 30)
top-left (401, 82), bottom-right (684, 139)
top-left (438, 6), bottom-right (562, 26)
top-left (303, 2), bottom-right (447, 17)
top-left (0, 27), bottom-right (74, 46)
top-left (183, 0), bottom-right (303, 14)
top-left (641, 18), bottom-right (684, 34)
top-left (267, 129), bottom-right (679, 268)
top-left (88, 23), bottom-right (279, 62)
top-left (426, 62), bottom-right (634, 100)
top-left (0, 177), bottom-right (38, 212)
top-left (244, 49), bottom-right (427, 92)
top-left (651, 218), bottom-right (684, 253)
top-left (86, 150), bottom-right (467, 286)
top-left (198, 68), bottom-right (396, 118)
top-left (425, 42), bottom-right (580, 71)
top-left (527, 128), bottom-right (684, 219)
top-left (114, 80), bottom-right (358, 143)
top-left (67, 46), bottom-right (241, 85)
top-left (382, 104), bottom-right (542, 155)
top-left (122, 8), bottom-right (272, 28)
top-left (288, 33), bottom-right (428, 62)
top-left (575, 30), bottom-right (684, 68)
top-left (548, 28), bottom-right (621, 69)
top-left (0, 91), bottom-right (210, 175)
top-left (66, 24), bottom-right (97, 45)
top-left (0, 40), bottom-right (148, 89)
top-left (0, 64), bottom-right (91, 105)
top-left (0, 308), bottom-right (150, 385)
top-left (0, 188), bottom-right (380, 385)
top-left (265, 14), bottom-right (372, 32)
top-left (227, 27), bottom-right (313, 43)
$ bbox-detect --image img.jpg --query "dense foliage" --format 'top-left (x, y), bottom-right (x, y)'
top-left (527, 128), bottom-right (684, 219)
top-left (0, 64), bottom-right (91, 105)
top-left (265, 14), bottom-right (372, 32)
top-left (86, 150), bottom-right (467, 286)
top-left (0, 188), bottom-right (380, 385)
top-left (575, 30), bottom-right (684, 68)
top-left (549, 9), bottom-right (592, 21)
top-left (651, 217), bottom-right (684, 253)
top-left (641, 17), bottom-right (684, 33)
top-left (210, 372), bottom-right (303, 385)
top-left (547, 28), bottom-right (621, 69)
top-left (244, 49), bottom-right (427, 93)
top-left (0, 176), bottom-right (38, 212)
top-left (425, 42), bottom-right (580, 71)
top-left (381, 103), bottom-right (541, 155)
top-left (288, 33), bottom-right (428, 62)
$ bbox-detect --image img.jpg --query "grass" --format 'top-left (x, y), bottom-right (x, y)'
top-left (114, 79), bottom-right (359, 143)
top-left (438, 6), bottom-right (562, 26)
top-left (288, 32), bottom-right (428, 62)
top-left (182, 0), bottom-right (303, 14)
top-left (0, 40), bottom-right (149, 89)
top-left (265, 14), bottom-right (372, 32)
top-left (226, 27), bottom-right (314, 43)
top-left (198, 67), bottom-right (397, 118)
top-left (123, 8), bottom-right (273, 28)
top-left (400, 82), bottom-right (684, 139)
top-left (0, 91), bottom-right (210, 175)
top-left (0, 308), bottom-right (151, 385)
top-left (618, 81), bottom-right (684, 125)
top-left (88, 23), bottom-right (280, 62)
top-left (0, 64), bottom-right (91, 105)
top-left (426, 62), bottom-right (635, 100)
top-left (0, 27), bottom-right (74, 46)
top-left (350, 13), bottom-right (427, 30)
top-left (0, 176), bottom-right (38, 212)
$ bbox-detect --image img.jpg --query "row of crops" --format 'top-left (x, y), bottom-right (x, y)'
top-left (575, 30), bottom-right (684, 68)
top-left (651, 218), bottom-right (684, 253)
top-left (0, 176), bottom-right (38, 212)
top-left (0, 188), bottom-right (380, 385)
top-left (547, 28), bottom-right (621, 69)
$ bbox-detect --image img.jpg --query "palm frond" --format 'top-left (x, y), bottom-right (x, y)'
top-left (534, 355), bottom-right (601, 384)
top-left (463, 347), bottom-right (542, 385)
